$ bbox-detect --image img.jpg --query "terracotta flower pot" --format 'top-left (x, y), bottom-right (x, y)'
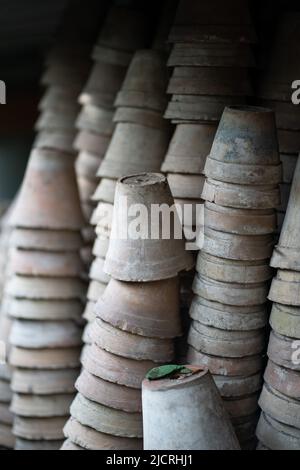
top-left (10, 229), bottom-right (82, 252)
top-left (269, 302), bottom-right (300, 339)
top-left (11, 393), bottom-right (74, 418)
top-left (6, 298), bottom-right (83, 321)
top-left (256, 412), bottom-right (300, 451)
top-left (13, 416), bottom-right (67, 440)
top-left (259, 383), bottom-right (300, 429)
top-left (90, 257), bottom-right (110, 284)
top-left (92, 178), bottom-right (117, 204)
top-left (269, 269), bottom-right (300, 306)
top-left (11, 369), bottom-right (78, 396)
top-left (113, 107), bottom-right (167, 130)
top-left (16, 439), bottom-right (64, 451)
top-left (264, 360), bottom-right (300, 400)
top-left (213, 373), bottom-right (262, 398)
top-left (35, 109), bottom-right (77, 133)
top-left (167, 174), bottom-right (205, 199)
top-left (6, 276), bottom-right (86, 301)
top-left (74, 130), bottom-right (111, 157)
top-left (61, 439), bottom-right (83, 450)
top-left (76, 153), bottom-right (102, 181)
top-left (0, 422), bottom-right (15, 449)
top-left (87, 280), bottom-right (107, 303)
top-left (76, 105), bottom-right (114, 137)
top-left (10, 347), bottom-right (81, 370)
top-left (34, 130), bottom-right (76, 155)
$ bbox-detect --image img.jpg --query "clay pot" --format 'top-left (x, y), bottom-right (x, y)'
top-left (90, 202), bottom-right (113, 228)
top-left (193, 273), bottom-right (269, 307)
top-left (76, 105), bottom-right (114, 137)
top-left (187, 347), bottom-right (263, 377)
top-left (264, 360), bottom-right (300, 400)
top-left (16, 439), bottom-right (64, 451)
top-left (167, 174), bottom-right (205, 199)
top-left (90, 258), bottom-right (110, 284)
top-left (113, 107), bottom-right (167, 129)
top-left (83, 301), bottom-right (96, 323)
top-left (202, 178), bottom-right (281, 210)
top-left (104, 174), bottom-right (193, 281)
top-left (98, 124), bottom-right (170, 179)
top-left (0, 379), bottom-right (12, 403)
top-left (0, 403), bottom-right (13, 425)
top-left (70, 393), bottom-right (143, 438)
top-left (202, 227), bottom-right (274, 261)
top-left (190, 295), bottom-right (268, 331)
top-left (35, 109), bottom-right (77, 132)
top-left (10, 229), bottom-right (82, 252)
top-left (188, 321), bottom-right (265, 358)
top-left (87, 280), bottom-right (107, 303)
top-left (269, 269), bottom-right (300, 306)
top-left (168, 67), bottom-right (252, 96)
top-left (76, 153), bottom-right (102, 180)
top-left (13, 416), bottom-right (66, 440)
top-left (92, 178), bottom-right (117, 204)
top-left (90, 318), bottom-right (175, 363)
top-left (204, 202), bottom-right (276, 235)
top-left (270, 303), bottom-right (300, 339)
top-left (256, 412), bottom-right (300, 451)
top-left (61, 440), bottom-right (83, 451)
top-left (39, 86), bottom-right (79, 113)
top-left (224, 393), bottom-right (259, 419)
top-left (6, 297), bottom-right (83, 321)
top-left (64, 417), bottom-right (142, 450)
top-left (259, 383), bottom-right (300, 429)
top-left (74, 131), bottom-right (111, 157)
top-left (197, 252), bottom-right (272, 284)
top-left (10, 249), bottom-right (84, 277)
top-left (95, 277), bottom-right (181, 338)
top-left (76, 369), bottom-right (141, 413)
top-left (81, 344), bottom-right (156, 389)
top-left (6, 276), bottom-right (86, 301)
top-left (115, 50), bottom-right (168, 113)
top-left (11, 393), bottom-right (74, 418)
top-left (280, 154), bottom-right (298, 184)
top-left (142, 368), bottom-right (240, 450)
top-left (10, 319), bottom-right (82, 349)
top-left (11, 369), bottom-right (78, 395)
top-left (213, 373), bottom-right (262, 398)
top-left (0, 422), bottom-right (15, 449)
top-left (34, 130), bottom-right (76, 155)
top-left (10, 347), bottom-right (81, 370)
top-left (267, 331), bottom-right (300, 372)
top-left (161, 124), bottom-right (216, 175)
top-left (10, 148), bottom-right (84, 230)
top-left (41, 63), bottom-right (89, 89)
top-left (168, 43), bottom-right (255, 67)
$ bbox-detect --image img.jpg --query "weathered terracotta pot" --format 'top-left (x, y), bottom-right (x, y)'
top-left (259, 383), bottom-right (300, 429)
top-left (204, 202), bottom-right (276, 235)
top-left (74, 131), bottom-right (110, 159)
top-left (168, 67), bottom-right (252, 96)
top-left (10, 347), bottom-right (81, 370)
top-left (113, 107), bottom-right (167, 129)
top-left (278, 130), bottom-right (300, 154)
top-left (269, 269), bottom-right (300, 306)
top-left (193, 273), bottom-right (269, 306)
top-left (115, 50), bottom-right (167, 112)
top-left (10, 249), bottom-right (84, 277)
top-left (202, 227), bottom-right (274, 261)
top-left (0, 403), bottom-right (13, 425)
top-left (87, 280), bottom-right (107, 303)
top-left (16, 439), bottom-right (64, 451)
top-left (280, 154), bottom-right (298, 184)
top-left (90, 202), bottom-right (113, 228)
top-left (142, 367), bottom-right (240, 450)
top-left (13, 416), bottom-right (67, 440)
top-left (224, 393), bottom-right (259, 419)
top-left (6, 298), bottom-right (83, 322)
top-left (267, 331), bottom-right (300, 371)
top-left (92, 178), bottom-right (117, 204)
top-left (202, 178), bottom-right (281, 210)
top-left (10, 229), bottom-right (82, 252)
top-left (90, 257), bottom-right (110, 285)
top-left (167, 174), bottom-right (205, 199)
top-left (213, 373), bottom-right (262, 398)
top-left (104, 174), bottom-right (193, 281)
top-left (11, 393), bottom-right (74, 418)
top-left (187, 347), bottom-right (263, 377)
top-left (95, 277), bottom-right (181, 338)
top-left (256, 412), bottom-right (300, 451)
top-left (83, 301), bottom-right (96, 323)
top-left (0, 379), bottom-right (12, 403)
top-left (76, 153), bottom-right (102, 180)
top-left (188, 321), bottom-right (265, 358)
top-left (10, 148), bottom-right (84, 230)
top-left (190, 295), bottom-right (268, 332)
top-left (93, 236), bottom-right (110, 258)
top-left (70, 393), bottom-right (143, 438)
top-left (261, 100), bottom-right (300, 131)
top-left (269, 302), bottom-right (300, 339)
top-left (81, 344), bottom-right (156, 389)
top-left (39, 86), bottom-right (79, 113)
top-left (76, 369), bottom-right (141, 412)
top-left (76, 105), bottom-right (114, 137)
top-left (197, 252), bottom-right (272, 284)
top-left (34, 130), bottom-right (76, 155)
top-left (0, 422), bottom-right (15, 449)
top-left (12, 369), bottom-right (78, 395)
top-left (61, 440), bottom-right (83, 450)
top-left (41, 63), bottom-right (89, 89)
top-left (90, 318), bottom-right (175, 363)
top-left (64, 417), bottom-right (142, 450)
top-left (35, 109), bottom-right (77, 133)
top-left (264, 360), bottom-right (300, 399)
top-left (10, 319), bottom-right (82, 349)
top-left (79, 62), bottom-right (126, 108)
top-left (98, 124), bottom-right (170, 179)
top-left (6, 276), bottom-right (86, 301)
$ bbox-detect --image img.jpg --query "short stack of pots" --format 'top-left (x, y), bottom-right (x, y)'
top-left (256, 155), bottom-right (300, 450)
top-left (6, 148), bottom-right (86, 451)
top-left (258, 12), bottom-right (300, 232)
top-left (187, 106), bottom-right (282, 450)
top-left (84, 48), bottom-right (171, 342)
top-left (62, 173), bottom-right (193, 450)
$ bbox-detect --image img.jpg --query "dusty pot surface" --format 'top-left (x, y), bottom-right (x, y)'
top-left (167, 173), bottom-right (205, 199)
top-left (16, 438), bottom-right (64, 451)
top-left (269, 302), bottom-right (300, 339)
top-left (259, 383), bottom-right (300, 429)
top-left (11, 369), bottom-right (79, 395)
top-left (6, 297), bottom-right (83, 322)
top-left (264, 360), bottom-right (300, 400)
top-left (10, 229), bottom-right (83, 252)
top-left (34, 130), bottom-right (76, 155)
top-left (10, 346), bottom-right (81, 370)
top-left (87, 280), bottom-right (107, 303)
top-left (0, 422), bottom-right (15, 449)
top-left (256, 412), bottom-right (300, 451)
top-left (213, 372), bottom-right (262, 398)
top-left (92, 178), bottom-right (117, 204)
top-left (267, 331), bottom-right (300, 371)
top-left (269, 269), bottom-right (300, 306)
top-left (13, 415), bottom-right (67, 440)
top-left (76, 105), bottom-right (114, 137)
top-left (11, 393), bottom-right (74, 418)
top-left (74, 130), bottom-right (111, 157)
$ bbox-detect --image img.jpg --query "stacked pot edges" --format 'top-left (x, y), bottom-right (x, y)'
top-left (256, 155), bottom-right (300, 450)
top-left (83, 48), bottom-right (171, 343)
top-left (258, 12), bottom-right (300, 233)
top-left (63, 174), bottom-right (193, 450)
top-left (74, 5), bottom-right (150, 273)
top-left (187, 106), bottom-right (282, 450)
top-left (6, 148), bottom-right (86, 450)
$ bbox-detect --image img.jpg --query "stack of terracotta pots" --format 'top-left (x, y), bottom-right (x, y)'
top-left (6, 148), bottom-right (86, 450)
top-left (62, 173), bottom-right (193, 450)
top-left (258, 12), bottom-right (300, 232)
top-left (187, 106), bottom-right (282, 449)
top-left (256, 155), bottom-right (300, 450)
top-left (83, 47), bottom-right (171, 343)
top-left (74, 5), bottom-right (150, 274)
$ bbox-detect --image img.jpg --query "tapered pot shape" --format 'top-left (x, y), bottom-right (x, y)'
top-left (115, 50), bottom-right (168, 112)
top-left (104, 174), bottom-right (193, 281)
top-left (269, 270), bottom-right (300, 306)
top-left (267, 331), bottom-right (300, 372)
top-left (256, 412), bottom-right (300, 451)
top-left (10, 149), bottom-right (84, 230)
top-left (10, 229), bottom-right (82, 252)
top-left (95, 277), bottom-right (181, 338)
top-left (269, 303), bottom-right (300, 339)
top-left (271, 155), bottom-right (300, 270)
top-left (142, 367), bottom-right (240, 450)
top-left (264, 360), bottom-right (300, 400)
